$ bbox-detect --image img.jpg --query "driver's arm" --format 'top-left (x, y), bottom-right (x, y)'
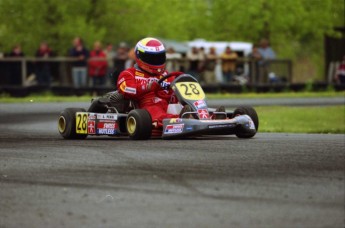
top-left (117, 70), bottom-right (142, 100)
top-left (117, 69), bottom-right (159, 99)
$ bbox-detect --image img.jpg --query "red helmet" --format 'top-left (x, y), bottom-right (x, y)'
top-left (135, 37), bottom-right (166, 75)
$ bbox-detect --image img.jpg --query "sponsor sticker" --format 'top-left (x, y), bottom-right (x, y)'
top-left (248, 119), bottom-right (255, 130)
top-left (164, 124), bottom-right (184, 134)
top-left (169, 118), bottom-right (183, 123)
top-left (97, 122), bottom-right (117, 129)
top-left (88, 114), bottom-right (96, 120)
top-left (197, 109), bottom-right (209, 119)
top-left (88, 121), bottom-right (96, 134)
top-left (97, 129), bottom-right (116, 135)
top-left (117, 77), bottom-right (125, 85)
top-left (124, 86), bottom-right (136, 94)
top-left (208, 124), bottom-right (235, 129)
top-left (96, 114), bottom-right (117, 120)
top-left (194, 100), bottom-right (207, 109)
top-left (186, 126), bottom-right (193, 131)
top-left (135, 71), bottom-right (144, 77)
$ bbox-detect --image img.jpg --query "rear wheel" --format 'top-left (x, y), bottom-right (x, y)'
top-left (126, 109), bottom-right (152, 140)
top-left (234, 106), bottom-right (259, 138)
top-left (58, 108), bottom-right (88, 139)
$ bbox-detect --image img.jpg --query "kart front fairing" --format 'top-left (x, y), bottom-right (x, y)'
top-left (162, 114), bottom-right (256, 139)
top-left (161, 74), bottom-right (257, 138)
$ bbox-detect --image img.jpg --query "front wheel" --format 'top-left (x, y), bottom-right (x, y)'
top-left (126, 109), bottom-right (152, 140)
top-left (234, 106), bottom-right (259, 138)
top-left (58, 108), bottom-right (88, 139)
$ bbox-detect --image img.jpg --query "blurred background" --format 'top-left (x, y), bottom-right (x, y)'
top-left (0, 0), bottom-right (344, 95)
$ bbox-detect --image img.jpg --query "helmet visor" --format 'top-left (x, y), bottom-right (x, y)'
top-left (137, 51), bottom-right (166, 66)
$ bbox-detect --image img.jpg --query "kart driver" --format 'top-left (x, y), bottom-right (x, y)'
top-left (116, 37), bottom-right (187, 130)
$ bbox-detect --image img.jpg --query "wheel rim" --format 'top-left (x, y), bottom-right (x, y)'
top-left (127, 116), bottom-right (137, 135)
top-left (58, 116), bottom-right (66, 133)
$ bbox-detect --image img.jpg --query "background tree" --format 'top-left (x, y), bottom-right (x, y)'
top-left (0, 0), bottom-right (343, 81)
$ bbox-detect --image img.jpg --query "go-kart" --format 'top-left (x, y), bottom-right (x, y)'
top-left (58, 74), bottom-right (259, 140)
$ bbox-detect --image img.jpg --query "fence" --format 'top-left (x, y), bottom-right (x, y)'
top-left (0, 57), bottom-right (293, 87)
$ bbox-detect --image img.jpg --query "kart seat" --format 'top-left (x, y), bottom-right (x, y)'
top-left (88, 90), bottom-right (131, 113)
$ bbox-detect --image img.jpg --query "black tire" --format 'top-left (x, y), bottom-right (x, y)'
top-left (234, 106), bottom-right (259, 138)
top-left (126, 109), bottom-right (152, 140)
top-left (58, 108), bottom-right (88, 139)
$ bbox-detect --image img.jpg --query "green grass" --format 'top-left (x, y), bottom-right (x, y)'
top-left (1, 92), bottom-right (344, 134)
top-left (207, 91), bottom-right (345, 99)
top-left (0, 93), bottom-right (93, 103)
top-left (0, 91), bottom-right (344, 103)
top-left (256, 105), bottom-right (345, 134)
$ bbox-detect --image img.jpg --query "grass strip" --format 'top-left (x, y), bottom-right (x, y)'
top-left (256, 105), bottom-right (345, 134)
top-left (0, 91), bottom-right (344, 103)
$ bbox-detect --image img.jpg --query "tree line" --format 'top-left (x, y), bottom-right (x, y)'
top-left (0, 0), bottom-right (343, 79)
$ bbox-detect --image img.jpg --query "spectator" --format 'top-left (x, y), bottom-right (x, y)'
top-left (69, 37), bottom-right (89, 88)
top-left (257, 38), bottom-right (276, 83)
top-left (35, 41), bottom-right (55, 86)
top-left (113, 42), bottom-right (129, 84)
top-left (186, 46), bottom-right (201, 80)
top-left (6, 44), bottom-right (25, 85)
top-left (258, 38), bottom-right (276, 59)
top-left (203, 47), bottom-right (218, 84)
top-left (103, 43), bottom-right (116, 84)
top-left (335, 55), bottom-right (345, 84)
top-left (220, 46), bottom-right (238, 83)
top-left (0, 49), bottom-right (4, 85)
top-left (125, 47), bottom-right (136, 69)
top-left (198, 47), bottom-right (207, 82)
top-left (88, 41), bottom-right (108, 87)
top-left (166, 47), bottom-right (182, 72)
top-left (248, 44), bottom-right (262, 83)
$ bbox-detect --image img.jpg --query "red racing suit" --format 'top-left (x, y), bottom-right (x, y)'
top-left (117, 67), bottom-right (181, 128)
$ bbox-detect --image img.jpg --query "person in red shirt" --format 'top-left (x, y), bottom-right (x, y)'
top-left (35, 41), bottom-right (55, 86)
top-left (117, 37), bottom-right (185, 130)
top-left (88, 41), bottom-right (108, 87)
top-left (335, 55), bottom-right (345, 85)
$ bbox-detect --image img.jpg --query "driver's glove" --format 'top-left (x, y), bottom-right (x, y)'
top-left (146, 81), bottom-right (160, 92)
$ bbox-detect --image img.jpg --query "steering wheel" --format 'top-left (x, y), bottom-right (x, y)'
top-left (157, 73), bottom-right (174, 85)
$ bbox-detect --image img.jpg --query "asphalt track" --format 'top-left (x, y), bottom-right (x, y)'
top-left (0, 101), bottom-right (344, 228)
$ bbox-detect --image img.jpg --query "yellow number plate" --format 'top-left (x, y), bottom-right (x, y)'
top-left (76, 112), bottom-right (88, 134)
top-left (175, 82), bottom-right (205, 100)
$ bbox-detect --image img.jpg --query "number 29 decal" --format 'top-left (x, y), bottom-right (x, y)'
top-left (76, 112), bottom-right (88, 134)
top-left (175, 82), bottom-right (205, 100)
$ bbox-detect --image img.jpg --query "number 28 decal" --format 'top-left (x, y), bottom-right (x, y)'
top-left (76, 112), bottom-right (88, 134)
top-left (175, 82), bottom-right (205, 100)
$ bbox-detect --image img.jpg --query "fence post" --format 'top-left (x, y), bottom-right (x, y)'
top-left (21, 58), bottom-right (27, 86)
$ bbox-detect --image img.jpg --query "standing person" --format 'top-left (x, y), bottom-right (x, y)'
top-left (203, 47), bottom-right (218, 84)
top-left (88, 41), bottom-right (108, 87)
top-left (186, 46), bottom-right (201, 80)
top-left (335, 55), bottom-right (345, 84)
top-left (220, 46), bottom-right (238, 83)
top-left (125, 47), bottom-right (136, 69)
top-left (103, 43), bottom-right (116, 86)
top-left (248, 44), bottom-right (262, 83)
top-left (165, 47), bottom-right (182, 72)
top-left (198, 47), bottom-right (207, 83)
top-left (257, 38), bottom-right (276, 83)
top-left (113, 42), bottom-right (129, 84)
top-left (0, 48), bottom-right (5, 85)
top-left (6, 44), bottom-right (25, 85)
top-left (69, 37), bottom-right (89, 88)
top-left (35, 41), bottom-right (55, 86)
